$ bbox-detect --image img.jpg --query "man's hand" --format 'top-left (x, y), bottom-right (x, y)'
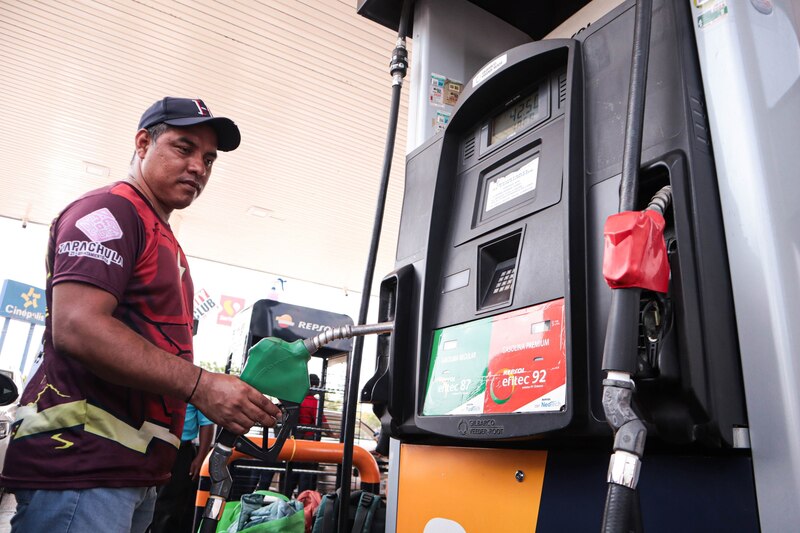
top-left (190, 371), bottom-right (282, 435)
top-left (189, 452), bottom-right (206, 481)
top-left (190, 422), bottom-right (215, 481)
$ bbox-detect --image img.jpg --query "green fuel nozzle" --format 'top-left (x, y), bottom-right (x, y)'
top-left (239, 321), bottom-right (395, 404)
top-left (240, 337), bottom-right (312, 404)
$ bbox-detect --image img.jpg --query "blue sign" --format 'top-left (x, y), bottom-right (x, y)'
top-left (0, 279), bottom-right (46, 325)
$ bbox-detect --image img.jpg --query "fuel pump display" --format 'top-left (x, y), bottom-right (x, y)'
top-left (480, 157), bottom-right (539, 224)
top-left (490, 84), bottom-right (547, 145)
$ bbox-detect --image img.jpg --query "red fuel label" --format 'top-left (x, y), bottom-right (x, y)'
top-left (485, 299), bottom-right (566, 413)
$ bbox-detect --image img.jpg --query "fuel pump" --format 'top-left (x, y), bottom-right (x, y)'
top-left (357, 0), bottom-right (760, 530)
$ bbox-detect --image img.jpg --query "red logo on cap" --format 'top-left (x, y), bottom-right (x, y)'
top-left (192, 99), bottom-right (210, 116)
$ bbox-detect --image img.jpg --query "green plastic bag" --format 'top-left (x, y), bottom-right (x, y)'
top-left (212, 490), bottom-right (305, 533)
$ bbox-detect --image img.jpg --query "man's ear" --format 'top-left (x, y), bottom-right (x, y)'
top-left (134, 128), bottom-right (151, 159)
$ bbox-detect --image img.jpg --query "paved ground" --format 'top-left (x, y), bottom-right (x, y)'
top-left (0, 491), bottom-right (14, 533)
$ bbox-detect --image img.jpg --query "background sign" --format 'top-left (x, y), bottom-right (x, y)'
top-left (217, 295), bottom-right (246, 326)
top-left (193, 288), bottom-right (217, 320)
top-left (0, 279), bottom-right (46, 325)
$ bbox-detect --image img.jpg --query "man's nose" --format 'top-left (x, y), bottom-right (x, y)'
top-left (187, 154), bottom-right (207, 177)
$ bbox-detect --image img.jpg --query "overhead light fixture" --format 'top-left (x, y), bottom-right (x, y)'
top-left (246, 206), bottom-right (272, 218)
top-left (83, 161), bottom-right (110, 177)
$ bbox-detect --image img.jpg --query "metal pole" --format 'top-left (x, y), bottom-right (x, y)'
top-left (20, 323), bottom-right (36, 376)
top-left (0, 317), bottom-right (10, 355)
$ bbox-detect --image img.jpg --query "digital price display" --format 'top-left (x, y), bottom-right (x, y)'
top-left (490, 87), bottom-right (547, 145)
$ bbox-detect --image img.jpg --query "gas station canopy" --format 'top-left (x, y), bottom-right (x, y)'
top-left (357, 0), bottom-right (591, 38)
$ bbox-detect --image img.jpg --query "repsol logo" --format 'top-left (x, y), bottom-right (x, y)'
top-left (297, 321), bottom-right (332, 332)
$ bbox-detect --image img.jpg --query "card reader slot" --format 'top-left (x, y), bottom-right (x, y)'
top-left (478, 230), bottom-right (523, 311)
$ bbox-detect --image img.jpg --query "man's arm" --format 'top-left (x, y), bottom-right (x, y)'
top-left (189, 422), bottom-right (215, 481)
top-left (51, 281), bottom-right (280, 434)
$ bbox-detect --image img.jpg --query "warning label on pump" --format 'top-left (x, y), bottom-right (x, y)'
top-left (423, 298), bottom-right (566, 416)
top-left (697, 1), bottom-right (728, 28)
top-left (429, 73), bottom-right (446, 106)
top-left (485, 157), bottom-right (539, 212)
top-left (473, 54), bottom-right (507, 87)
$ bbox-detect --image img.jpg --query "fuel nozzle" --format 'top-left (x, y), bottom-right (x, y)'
top-left (241, 337), bottom-right (311, 403)
top-left (240, 322), bottom-right (394, 403)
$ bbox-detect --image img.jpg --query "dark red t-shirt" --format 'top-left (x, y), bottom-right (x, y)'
top-left (1, 182), bottom-right (194, 489)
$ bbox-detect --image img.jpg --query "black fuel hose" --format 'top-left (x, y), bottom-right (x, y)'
top-left (618, 0), bottom-right (652, 214)
top-left (603, 0), bottom-right (653, 375)
top-left (337, 1), bottom-right (414, 531)
top-left (601, 0), bottom-right (653, 531)
top-left (603, 484), bottom-right (644, 533)
top-left (198, 430), bottom-right (238, 533)
top-left (603, 484), bottom-right (635, 532)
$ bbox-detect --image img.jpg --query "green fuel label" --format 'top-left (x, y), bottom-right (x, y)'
top-left (423, 318), bottom-right (491, 415)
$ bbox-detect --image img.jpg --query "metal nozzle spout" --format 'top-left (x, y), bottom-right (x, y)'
top-left (303, 321), bottom-right (394, 355)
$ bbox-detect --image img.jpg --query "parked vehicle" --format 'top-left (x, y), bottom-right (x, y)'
top-left (318, 410), bottom-right (380, 454)
top-left (0, 369), bottom-right (20, 506)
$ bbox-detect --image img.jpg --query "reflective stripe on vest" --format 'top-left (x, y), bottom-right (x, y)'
top-left (13, 401), bottom-right (180, 453)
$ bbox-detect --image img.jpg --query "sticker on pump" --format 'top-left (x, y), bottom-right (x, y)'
top-left (485, 157), bottom-right (539, 213)
top-left (473, 54), bottom-right (507, 87)
top-left (422, 298), bottom-right (567, 416)
top-left (484, 300), bottom-right (566, 414)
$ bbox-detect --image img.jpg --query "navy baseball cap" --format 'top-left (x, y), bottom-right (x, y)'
top-left (138, 97), bottom-right (241, 151)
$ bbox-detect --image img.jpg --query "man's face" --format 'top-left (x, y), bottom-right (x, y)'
top-left (136, 124), bottom-right (218, 213)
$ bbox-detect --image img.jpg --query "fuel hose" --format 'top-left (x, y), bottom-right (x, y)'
top-left (600, 0), bottom-right (653, 531)
top-left (336, 2), bottom-right (414, 531)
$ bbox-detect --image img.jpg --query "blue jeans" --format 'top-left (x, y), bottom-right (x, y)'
top-left (11, 486), bottom-right (157, 533)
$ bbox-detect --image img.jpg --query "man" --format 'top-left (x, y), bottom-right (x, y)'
top-left (0, 97), bottom-right (281, 532)
top-left (150, 403), bottom-right (214, 533)
top-left (297, 374), bottom-right (328, 442)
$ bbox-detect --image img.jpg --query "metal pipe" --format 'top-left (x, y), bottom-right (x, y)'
top-left (303, 322), bottom-right (394, 355)
top-left (194, 437), bottom-right (383, 510)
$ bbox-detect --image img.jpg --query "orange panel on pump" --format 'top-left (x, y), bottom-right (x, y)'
top-left (396, 444), bottom-right (547, 532)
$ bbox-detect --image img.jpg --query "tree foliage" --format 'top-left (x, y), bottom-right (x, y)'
top-left (198, 359), bottom-right (240, 376)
